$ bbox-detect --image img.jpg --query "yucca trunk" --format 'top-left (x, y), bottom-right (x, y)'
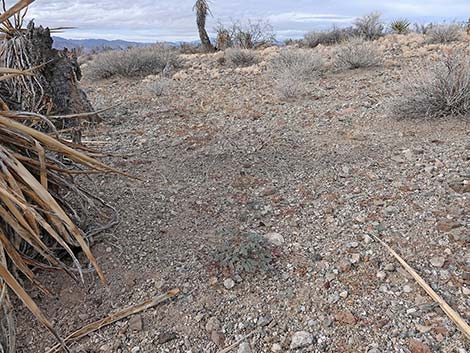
top-left (194, 0), bottom-right (215, 52)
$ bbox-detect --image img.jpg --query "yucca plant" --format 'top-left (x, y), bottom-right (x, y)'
top-left (390, 19), bottom-right (411, 34)
top-left (193, 0), bottom-right (215, 52)
top-left (0, 1), bottom-right (124, 352)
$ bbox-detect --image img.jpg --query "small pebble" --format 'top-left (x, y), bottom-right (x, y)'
top-left (224, 278), bottom-right (235, 290)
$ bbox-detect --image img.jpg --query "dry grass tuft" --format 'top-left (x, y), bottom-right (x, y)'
top-left (426, 24), bottom-right (464, 44)
top-left (87, 44), bottom-right (182, 79)
top-left (225, 48), bottom-right (259, 67)
top-left (333, 37), bottom-right (382, 70)
top-left (269, 49), bottom-right (324, 99)
top-left (304, 27), bottom-right (354, 48)
top-left (392, 50), bottom-right (470, 119)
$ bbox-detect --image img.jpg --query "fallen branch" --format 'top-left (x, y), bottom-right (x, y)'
top-left (46, 288), bottom-right (180, 353)
top-left (372, 234), bottom-right (470, 340)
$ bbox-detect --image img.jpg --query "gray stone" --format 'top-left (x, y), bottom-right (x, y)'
top-left (224, 278), bottom-right (235, 289)
top-left (263, 232), bottom-right (285, 246)
top-left (290, 331), bottom-right (313, 349)
top-left (430, 256), bottom-right (445, 268)
top-left (238, 342), bottom-right (252, 353)
top-left (128, 315), bottom-right (143, 332)
top-left (205, 317), bottom-right (221, 332)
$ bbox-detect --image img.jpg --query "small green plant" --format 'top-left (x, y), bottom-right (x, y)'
top-left (214, 228), bottom-right (277, 274)
top-left (390, 19), bottom-right (411, 34)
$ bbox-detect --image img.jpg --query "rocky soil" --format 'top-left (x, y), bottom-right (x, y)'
top-left (15, 34), bottom-right (470, 352)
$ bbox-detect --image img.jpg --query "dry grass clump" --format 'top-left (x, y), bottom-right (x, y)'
top-left (146, 78), bottom-right (171, 96)
top-left (225, 48), bottom-right (259, 67)
top-left (353, 12), bottom-right (384, 40)
top-left (87, 44), bottom-right (182, 79)
top-left (392, 50), bottom-right (470, 119)
top-left (426, 24), bottom-right (464, 44)
top-left (334, 37), bottom-right (382, 70)
top-left (304, 27), bottom-right (354, 48)
top-left (269, 49), bottom-right (324, 99)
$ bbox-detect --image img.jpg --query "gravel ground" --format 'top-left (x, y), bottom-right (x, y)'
top-left (15, 34), bottom-right (470, 353)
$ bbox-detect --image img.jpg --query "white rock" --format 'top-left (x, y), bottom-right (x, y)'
top-left (403, 285), bottom-right (413, 293)
top-left (376, 271), bottom-right (387, 280)
top-left (131, 347), bottom-right (140, 353)
top-left (350, 253), bottom-right (360, 263)
top-left (263, 232), bottom-right (284, 246)
top-left (430, 256), bottom-right (445, 268)
top-left (224, 278), bottom-right (235, 289)
top-left (290, 331), bottom-right (313, 349)
top-left (238, 342), bottom-right (252, 353)
top-left (205, 317), bottom-right (221, 332)
top-left (271, 343), bottom-right (282, 352)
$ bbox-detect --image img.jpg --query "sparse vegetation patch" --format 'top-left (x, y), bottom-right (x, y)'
top-left (353, 12), bottom-right (384, 40)
top-left (269, 49), bottom-right (324, 99)
top-left (214, 228), bottom-right (277, 274)
top-left (393, 50), bottom-right (470, 119)
top-left (334, 37), bottom-right (382, 70)
top-left (426, 24), bottom-right (463, 44)
top-left (87, 45), bottom-right (182, 79)
top-left (225, 48), bottom-right (259, 67)
top-left (304, 27), bottom-right (355, 48)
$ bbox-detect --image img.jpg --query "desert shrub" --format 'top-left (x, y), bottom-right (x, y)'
top-left (214, 228), bottom-right (277, 274)
top-left (392, 51), bottom-right (470, 119)
top-left (304, 27), bottom-right (355, 48)
top-left (284, 38), bottom-right (304, 46)
top-left (270, 49), bottom-right (324, 80)
top-left (390, 19), bottom-right (411, 34)
top-left (334, 37), bottom-right (382, 70)
top-left (426, 24), bottom-right (463, 43)
top-left (353, 12), bottom-right (384, 40)
top-left (269, 49), bottom-right (324, 98)
top-left (87, 44), bottom-right (182, 79)
top-left (413, 23), bottom-right (434, 34)
top-left (179, 42), bottom-right (202, 54)
top-left (215, 19), bottom-right (275, 49)
top-left (273, 71), bottom-right (308, 99)
top-left (225, 48), bottom-right (259, 67)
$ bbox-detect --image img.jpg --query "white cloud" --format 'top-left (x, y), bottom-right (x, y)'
top-left (19, 0), bottom-right (470, 41)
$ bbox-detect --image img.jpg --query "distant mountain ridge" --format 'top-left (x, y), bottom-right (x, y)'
top-left (52, 36), bottom-right (180, 52)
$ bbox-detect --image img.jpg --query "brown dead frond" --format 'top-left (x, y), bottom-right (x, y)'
top-left (0, 1), bottom-right (125, 352)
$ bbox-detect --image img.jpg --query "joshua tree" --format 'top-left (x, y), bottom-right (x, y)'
top-left (193, 0), bottom-right (215, 52)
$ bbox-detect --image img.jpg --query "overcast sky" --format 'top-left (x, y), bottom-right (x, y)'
top-left (24, 0), bottom-right (470, 42)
